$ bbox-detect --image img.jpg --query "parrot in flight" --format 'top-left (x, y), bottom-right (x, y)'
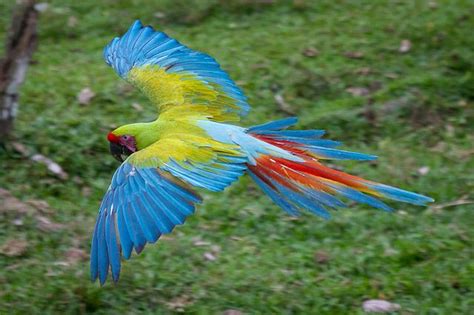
top-left (90, 20), bottom-right (433, 285)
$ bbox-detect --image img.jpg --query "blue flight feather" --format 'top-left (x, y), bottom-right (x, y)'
top-left (247, 170), bottom-right (300, 216)
top-left (367, 183), bottom-right (434, 205)
top-left (105, 211), bottom-right (121, 283)
top-left (117, 206), bottom-right (133, 259)
top-left (247, 117), bottom-right (298, 132)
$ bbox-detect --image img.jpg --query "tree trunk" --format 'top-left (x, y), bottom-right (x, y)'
top-left (0, 0), bottom-right (38, 142)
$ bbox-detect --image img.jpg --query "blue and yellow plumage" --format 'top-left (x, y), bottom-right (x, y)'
top-left (90, 20), bottom-right (433, 285)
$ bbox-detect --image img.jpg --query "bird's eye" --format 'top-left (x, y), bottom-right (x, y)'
top-left (122, 135), bottom-right (129, 140)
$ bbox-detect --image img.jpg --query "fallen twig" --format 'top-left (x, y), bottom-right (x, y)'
top-left (429, 196), bottom-right (474, 210)
top-left (274, 93), bottom-right (295, 115)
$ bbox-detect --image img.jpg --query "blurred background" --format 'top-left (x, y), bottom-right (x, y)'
top-left (0, 0), bottom-right (473, 313)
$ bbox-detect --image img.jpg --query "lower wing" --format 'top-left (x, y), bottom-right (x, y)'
top-left (91, 131), bottom-right (248, 284)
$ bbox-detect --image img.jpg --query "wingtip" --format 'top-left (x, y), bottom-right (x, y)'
top-left (112, 272), bottom-right (120, 284)
top-left (135, 244), bottom-right (145, 255)
top-left (130, 19), bottom-right (143, 31)
top-left (90, 259), bottom-right (98, 283)
top-left (379, 203), bottom-right (394, 212)
top-left (98, 267), bottom-right (109, 286)
top-left (368, 183), bottom-right (434, 207)
top-left (319, 211), bottom-right (332, 220)
top-left (90, 269), bottom-right (103, 285)
top-left (417, 195), bottom-right (435, 205)
top-left (90, 273), bottom-right (98, 283)
top-left (281, 116), bottom-right (299, 127)
top-left (133, 19), bottom-right (143, 25)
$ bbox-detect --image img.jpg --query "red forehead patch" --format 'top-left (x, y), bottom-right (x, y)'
top-left (107, 132), bottom-right (120, 143)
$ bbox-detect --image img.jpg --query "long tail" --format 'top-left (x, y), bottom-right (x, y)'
top-left (246, 117), bottom-right (433, 218)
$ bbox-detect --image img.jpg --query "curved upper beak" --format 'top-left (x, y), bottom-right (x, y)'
top-left (109, 142), bottom-right (134, 163)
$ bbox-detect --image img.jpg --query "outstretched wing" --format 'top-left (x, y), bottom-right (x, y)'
top-left (91, 134), bottom-right (248, 284)
top-left (90, 164), bottom-right (202, 285)
top-left (103, 20), bottom-right (249, 122)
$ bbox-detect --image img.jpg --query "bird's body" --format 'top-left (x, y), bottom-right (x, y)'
top-left (91, 20), bottom-right (433, 285)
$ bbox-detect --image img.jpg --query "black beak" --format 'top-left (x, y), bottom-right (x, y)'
top-left (109, 142), bottom-right (133, 162)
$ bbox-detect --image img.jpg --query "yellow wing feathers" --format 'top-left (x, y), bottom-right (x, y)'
top-left (129, 66), bottom-right (242, 122)
top-left (104, 21), bottom-right (249, 122)
top-left (128, 132), bottom-right (243, 168)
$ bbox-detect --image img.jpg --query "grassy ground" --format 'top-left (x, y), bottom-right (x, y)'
top-left (1, 0), bottom-right (473, 314)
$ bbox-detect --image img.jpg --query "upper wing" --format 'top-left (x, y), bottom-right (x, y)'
top-left (91, 133), bottom-right (248, 284)
top-left (103, 20), bottom-right (249, 122)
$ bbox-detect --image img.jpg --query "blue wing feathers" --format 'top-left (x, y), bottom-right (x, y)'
top-left (162, 159), bottom-right (244, 192)
top-left (152, 188), bottom-right (188, 224)
top-left (141, 169), bottom-right (202, 204)
top-left (90, 163), bottom-right (201, 284)
top-left (103, 20), bottom-right (249, 117)
top-left (132, 197), bottom-right (157, 243)
top-left (158, 197), bottom-right (185, 227)
top-left (123, 201), bottom-right (146, 252)
top-left (163, 162), bottom-right (222, 191)
top-left (143, 189), bottom-right (174, 233)
top-left (158, 189), bottom-right (194, 217)
top-left (141, 191), bottom-right (168, 230)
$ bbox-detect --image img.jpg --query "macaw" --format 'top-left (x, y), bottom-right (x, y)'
top-left (90, 20), bottom-right (433, 285)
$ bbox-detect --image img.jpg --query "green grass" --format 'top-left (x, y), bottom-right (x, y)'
top-left (1, 0), bottom-right (473, 314)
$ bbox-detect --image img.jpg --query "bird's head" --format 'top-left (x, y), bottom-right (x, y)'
top-left (107, 131), bottom-right (137, 162)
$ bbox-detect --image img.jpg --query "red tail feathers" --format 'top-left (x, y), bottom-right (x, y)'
top-left (246, 118), bottom-right (433, 217)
